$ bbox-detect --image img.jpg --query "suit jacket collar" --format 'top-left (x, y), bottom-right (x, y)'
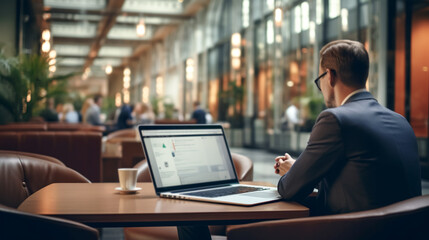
top-left (343, 91), bottom-right (376, 105)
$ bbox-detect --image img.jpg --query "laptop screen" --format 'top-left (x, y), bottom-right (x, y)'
top-left (139, 125), bottom-right (238, 191)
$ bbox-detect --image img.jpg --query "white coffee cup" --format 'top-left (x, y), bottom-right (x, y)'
top-left (118, 168), bottom-right (138, 190)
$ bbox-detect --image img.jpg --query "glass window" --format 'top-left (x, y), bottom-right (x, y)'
top-left (301, 1), bottom-right (310, 31)
top-left (342, 0), bottom-right (357, 9)
top-left (294, 5), bottom-right (302, 33)
top-left (242, 0), bottom-right (250, 28)
top-left (316, 0), bottom-right (324, 24)
top-left (267, 20), bottom-right (274, 45)
top-left (266, 0), bottom-right (275, 12)
top-left (329, 0), bottom-right (341, 19)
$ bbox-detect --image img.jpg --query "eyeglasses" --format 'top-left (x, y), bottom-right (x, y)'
top-left (314, 71), bottom-right (328, 91)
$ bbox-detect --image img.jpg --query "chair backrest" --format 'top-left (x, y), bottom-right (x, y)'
top-left (226, 195), bottom-right (429, 240)
top-left (0, 204), bottom-right (99, 240)
top-left (134, 152), bottom-right (253, 182)
top-left (0, 150), bottom-right (65, 166)
top-left (0, 151), bottom-right (90, 208)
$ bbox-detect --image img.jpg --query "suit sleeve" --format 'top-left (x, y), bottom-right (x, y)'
top-left (277, 111), bottom-right (345, 201)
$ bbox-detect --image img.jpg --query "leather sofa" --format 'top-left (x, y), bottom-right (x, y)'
top-left (0, 122), bottom-right (105, 132)
top-left (0, 150), bottom-right (90, 208)
top-left (0, 131), bottom-right (102, 182)
top-left (226, 195), bottom-right (429, 240)
top-left (0, 151), bottom-right (97, 239)
top-left (124, 152), bottom-right (254, 240)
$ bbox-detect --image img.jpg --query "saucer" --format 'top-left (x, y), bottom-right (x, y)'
top-left (115, 187), bottom-right (142, 194)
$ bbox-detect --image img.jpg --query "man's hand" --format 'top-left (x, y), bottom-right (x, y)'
top-left (274, 153), bottom-right (296, 176)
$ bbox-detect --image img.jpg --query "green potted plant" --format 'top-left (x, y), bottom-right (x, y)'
top-left (0, 50), bottom-right (74, 123)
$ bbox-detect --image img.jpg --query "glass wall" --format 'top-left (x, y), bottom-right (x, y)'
top-left (129, 0), bottom-right (387, 152)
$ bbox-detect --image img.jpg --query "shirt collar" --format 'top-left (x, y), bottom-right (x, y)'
top-left (341, 89), bottom-right (368, 106)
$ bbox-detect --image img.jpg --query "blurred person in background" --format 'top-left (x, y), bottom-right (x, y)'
top-left (191, 101), bottom-right (206, 124)
top-left (60, 103), bottom-right (79, 123)
top-left (39, 98), bottom-right (59, 122)
top-left (116, 103), bottom-right (133, 130)
top-left (85, 95), bottom-right (103, 126)
top-left (133, 102), bottom-right (155, 125)
top-left (81, 98), bottom-right (94, 124)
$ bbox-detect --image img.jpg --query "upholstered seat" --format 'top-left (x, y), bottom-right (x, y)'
top-left (0, 151), bottom-right (97, 239)
top-left (124, 152), bottom-right (254, 240)
top-left (0, 150), bottom-right (90, 208)
top-left (226, 195), bottom-right (429, 240)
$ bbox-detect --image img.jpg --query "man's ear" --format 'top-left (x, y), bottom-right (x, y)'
top-left (327, 69), bottom-right (337, 88)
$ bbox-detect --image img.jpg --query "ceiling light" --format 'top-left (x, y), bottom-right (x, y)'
top-left (42, 29), bottom-right (51, 41)
top-left (43, 13), bottom-right (51, 20)
top-left (49, 50), bottom-right (56, 58)
top-left (123, 90), bottom-right (130, 104)
top-left (124, 67), bottom-right (131, 76)
top-left (105, 65), bottom-right (112, 75)
top-left (41, 41), bottom-right (51, 53)
top-left (232, 58), bottom-right (241, 70)
top-left (231, 33), bottom-right (241, 47)
top-left (136, 18), bottom-right (146, 37)
top-left (115, 93), bottom-right (122, 107)
top-left (231, 48), bottom-right (241, 58)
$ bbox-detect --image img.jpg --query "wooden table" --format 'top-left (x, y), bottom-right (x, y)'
top-left (18, 182), bottom-right (309, 228)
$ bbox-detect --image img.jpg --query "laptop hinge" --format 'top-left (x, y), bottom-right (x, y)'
top-left (170, 183), bottom-right (237, 193)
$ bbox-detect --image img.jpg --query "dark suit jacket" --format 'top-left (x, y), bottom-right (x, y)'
top-left (278, 91), bottom-right (421, 215)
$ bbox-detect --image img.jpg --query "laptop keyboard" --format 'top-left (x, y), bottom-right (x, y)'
top-left (182, 186), bottom-right (267, 198)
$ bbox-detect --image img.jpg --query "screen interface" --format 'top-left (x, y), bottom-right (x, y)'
top-left (141, 128), bottom-right (236, 188)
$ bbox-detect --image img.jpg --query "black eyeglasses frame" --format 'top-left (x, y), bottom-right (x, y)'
top-left (314, 71), bottom-right (328, 91)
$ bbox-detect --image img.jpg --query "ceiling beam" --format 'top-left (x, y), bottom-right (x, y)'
top-left (42, 8), bottom-right (192, 20)
top-left (47, 18), bottom-right (179, 27)
top-left (54, 36), bottom-right (153, 47)
top-left (83, 0), bottom-right (126, 70)
top-left (126, 0), bottom-right (210, 63)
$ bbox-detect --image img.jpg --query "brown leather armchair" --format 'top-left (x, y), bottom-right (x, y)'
top-left (0, 151), bottom-right (97, 239)
top-left (226, 195), bottom-right (429, 240)
top-left (0, 203), bottom-right (99, 240)
top-left (124, 152), bottom-right (254, 240)
top-left (0, 150), bottom-right (90, 208)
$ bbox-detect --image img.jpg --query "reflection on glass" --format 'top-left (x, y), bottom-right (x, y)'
top-left (242, 0), bottom-right (250, 28)
top-left (267, 20), bottom-right (274, 44)
top-left (309, 21), bottom-right (316, 44)
top-left (329, 0), bottom-right (341, 19)
top-left (341, 8), bottom-right (349, 31)
top-left (316, 0), bottom-right (324, 24)
top-left (301, 2), bottom-right (309, 31)
top-left (294, 5), bottom-right (301, 33)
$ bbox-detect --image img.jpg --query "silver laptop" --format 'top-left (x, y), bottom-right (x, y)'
top-left (137, 124), bottom-right (281, 206)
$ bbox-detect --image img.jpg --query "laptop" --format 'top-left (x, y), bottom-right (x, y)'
top-left (137, 124), bottom-right (282, 206)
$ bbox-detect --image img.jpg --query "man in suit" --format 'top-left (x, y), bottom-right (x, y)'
top-left (274, 39), bottom-right (421, 215)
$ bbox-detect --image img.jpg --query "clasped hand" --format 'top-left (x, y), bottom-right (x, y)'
top-left (274, 153), bottom-right (296, 176)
